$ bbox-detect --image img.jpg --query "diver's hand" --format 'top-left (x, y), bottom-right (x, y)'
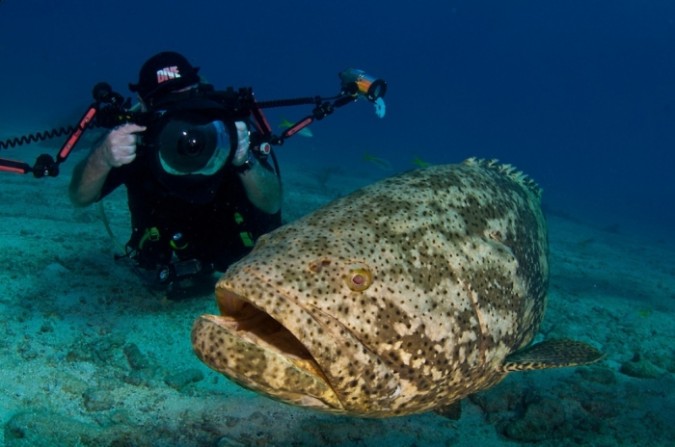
top-left (232, 121), bottom-right (252, 167)
top-left (99, 123), bottom-right (146, 168)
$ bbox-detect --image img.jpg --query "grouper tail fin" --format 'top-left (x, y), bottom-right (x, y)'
top-left (501, 339), bottom-right (604, 372)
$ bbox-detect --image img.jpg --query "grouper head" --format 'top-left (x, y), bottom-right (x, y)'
top-left (193, 232), bottom-right (451, 416)
top-left (191, 160), bottom-right (603, 417)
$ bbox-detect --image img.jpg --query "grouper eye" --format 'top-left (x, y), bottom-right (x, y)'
top-left (345, 263), bottom-right (373, 292)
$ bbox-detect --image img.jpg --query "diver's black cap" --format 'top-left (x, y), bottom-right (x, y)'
top-left (129, 51), bottom-right (200, 102)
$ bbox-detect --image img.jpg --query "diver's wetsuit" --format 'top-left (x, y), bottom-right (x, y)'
top-left (99, 148), bottom-right (281, 276)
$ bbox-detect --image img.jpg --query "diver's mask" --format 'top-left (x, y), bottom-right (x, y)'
top-left (154, 112), bottom-right (232, 176)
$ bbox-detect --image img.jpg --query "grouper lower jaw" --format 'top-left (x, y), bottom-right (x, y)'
top-left (190, 290), bottom-right (344, 412)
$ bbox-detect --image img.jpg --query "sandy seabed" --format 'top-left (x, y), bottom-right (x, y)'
top-left (0, 149), bottom-right (674, 447)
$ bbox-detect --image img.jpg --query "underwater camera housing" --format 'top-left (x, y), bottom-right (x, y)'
top-left (92, 67), bottom-right (388, 176)
top-left (94, 83), bottom-right (256, 177)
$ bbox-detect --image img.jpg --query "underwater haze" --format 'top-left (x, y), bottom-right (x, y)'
top-left (1, 1), bottom-right (674, 237)
top-left (1, 1), bottom-right (675, 447)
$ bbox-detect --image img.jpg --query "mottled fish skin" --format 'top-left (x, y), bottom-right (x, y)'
top-left (192, 159), bottom-right (590, 417)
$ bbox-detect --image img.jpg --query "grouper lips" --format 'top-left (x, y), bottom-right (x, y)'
top-left (191, 275), bottom-right (345, 411)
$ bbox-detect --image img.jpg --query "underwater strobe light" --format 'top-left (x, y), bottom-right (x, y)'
top-left (339, 68), bottom-right (387, 118)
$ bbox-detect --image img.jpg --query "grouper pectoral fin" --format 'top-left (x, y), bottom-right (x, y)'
top-left (502, 339), bottom-right (604, 372)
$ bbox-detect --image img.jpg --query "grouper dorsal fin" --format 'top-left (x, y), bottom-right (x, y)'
top-left (502, 339), bottom-right (604, 372)
top-left (463, 157), bottom-right (542, 199)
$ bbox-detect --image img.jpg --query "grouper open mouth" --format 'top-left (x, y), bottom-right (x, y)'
top-left (191, 285), bottom-right (344, 411)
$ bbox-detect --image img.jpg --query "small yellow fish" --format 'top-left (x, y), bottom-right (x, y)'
top-left (363, 152), bottom-right (392, 171)
top-left (412, 156), bottom-right (431, 168)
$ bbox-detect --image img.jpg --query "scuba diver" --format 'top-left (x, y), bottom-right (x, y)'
top-left (0, 49), bottom-right (385, 297)
top-left (0, 50), bottom-right (385, 299)
top-left (69, 51), bottom-right (282, 297)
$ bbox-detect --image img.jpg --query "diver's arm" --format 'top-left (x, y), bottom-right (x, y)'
top-left (238, 160), bottom-right (282, 214)
top-left (231, 121), bottom-right (281, 214)
top-left (69, 124), bottom-right (146, 207)
top-left (69, 146), bottom-right (111, 207)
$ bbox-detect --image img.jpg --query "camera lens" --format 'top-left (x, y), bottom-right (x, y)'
top-left (155, 113), bottom-right (230, 176)
top-left (158, 117), bottom-right (216, 173)
top-left (178, 129), bottom-right (206, 157)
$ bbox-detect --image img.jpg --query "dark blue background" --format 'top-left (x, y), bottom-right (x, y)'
top-left (2, 0), bottom-right (674, 238)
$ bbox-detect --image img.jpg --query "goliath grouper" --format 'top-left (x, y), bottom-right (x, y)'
top-left (192, 158), bottom-right (602, 417)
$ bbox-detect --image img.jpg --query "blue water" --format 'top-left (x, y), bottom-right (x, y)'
top-left (2, 0), bottom-right (674, 240)
top-left (1, 2), bottom-right (675, 446)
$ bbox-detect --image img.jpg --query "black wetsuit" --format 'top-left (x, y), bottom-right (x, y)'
top-left (99, 149), bottom-right (281, 274)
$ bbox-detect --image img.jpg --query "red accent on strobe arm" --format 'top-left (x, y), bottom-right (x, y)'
top-left (250, 101), bottom-right (272, 136)
top-left (0, 158), bottom-right (31, 174)
top-left (57, 106), bottom-right (97, 162)
top-left (284, 117), bottom-right (313, 138)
